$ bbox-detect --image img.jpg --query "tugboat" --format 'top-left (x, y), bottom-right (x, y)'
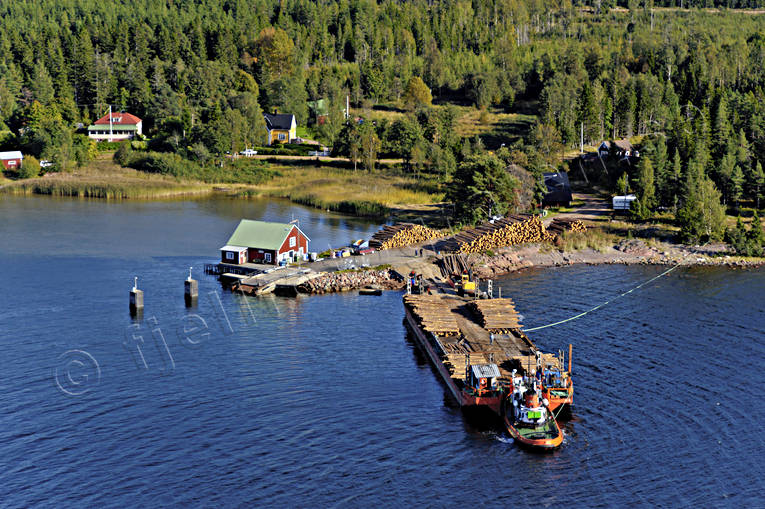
top-left (504, 371), bottom-right (563, 450)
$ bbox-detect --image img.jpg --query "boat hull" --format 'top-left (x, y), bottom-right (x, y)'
top-left (504, 416), bottom-right (564, 450)
top-left (544, 382), bottom-right (574, 415)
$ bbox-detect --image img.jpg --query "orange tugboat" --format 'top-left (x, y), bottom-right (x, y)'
top-left (504, 372), bottom-right (563, 450)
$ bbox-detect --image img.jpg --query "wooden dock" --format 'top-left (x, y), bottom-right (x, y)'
top-left (234, 267), bottom-right (326, 296)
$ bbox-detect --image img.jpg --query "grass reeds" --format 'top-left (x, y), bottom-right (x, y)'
top-left (245, 166), bottom-right (444, 217)
top-left (1, 157), bottom-right (210, 199)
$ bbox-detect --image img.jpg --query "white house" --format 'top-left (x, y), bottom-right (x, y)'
top-left (87, 112), bottom-right (143, 141)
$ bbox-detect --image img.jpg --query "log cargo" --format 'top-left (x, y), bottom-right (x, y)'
top-left (368, 223), bottom-right (442, 250)
top-left (468, 299), bottom-right (522, 333)
top-left (403, 294), bottom-right (460, 336)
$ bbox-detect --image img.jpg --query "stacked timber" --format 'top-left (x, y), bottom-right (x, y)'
top-left (441, 215), bottom-right (547, 254)
top-left (369, 223), bottom-right (442, 250)
top-left (436, 253), bottom-right (471, 278)
top-left (468, 299), bottom-right (522, 333)
top-left (403, 294), bottom-right (460, 336)
top-left (545, 218), bottom-right (587, 241)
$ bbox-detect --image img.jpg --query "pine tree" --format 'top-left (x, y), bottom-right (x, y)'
top-left (670, 149), bottom-right (683, 211)
top-left (747, 211), bottom-right (764, 256)
top-left (752, 161), bottom-right (764, 210)
top-left (31, 61), bottom-right (55, 106)
top-left (677, 166), bottom-right (726, 244)
top-left (72, 27), bottom-right (96, 107)
top-left (730, 164), bottom-right (744, 211)
top-left (713, 92), bottom-right (732, 162)
top-left (634, 156), bottom-right (656, 219)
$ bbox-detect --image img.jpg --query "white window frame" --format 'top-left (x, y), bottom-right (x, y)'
top-left (226, 251), bottom-right (235, 260)
top-left (289, 237), bottom-right (296, 247)
top-left (278, 133), bottom-right (286, 140)
top-left (264, 252), bottom-right (272, 263)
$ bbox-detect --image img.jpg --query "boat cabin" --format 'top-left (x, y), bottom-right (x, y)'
top-left (469, 364), bottom-right (501, 391)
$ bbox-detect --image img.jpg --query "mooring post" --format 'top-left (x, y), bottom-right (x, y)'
top-left (185, 266), bottom-right (198, 306)
top-left (130, 276), bottom-right (144, 315)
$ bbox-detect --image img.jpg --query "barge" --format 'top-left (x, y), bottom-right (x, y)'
top-left (403, 292), bottom-right (571, 418)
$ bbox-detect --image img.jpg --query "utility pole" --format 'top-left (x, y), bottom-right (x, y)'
top-left (580, 122), bottom-right (584, 154)
top-left (109, 104), bottom-right (113, 141)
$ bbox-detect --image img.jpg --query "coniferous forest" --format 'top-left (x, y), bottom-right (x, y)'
top-left (1, 0), bottom-right (765, 247)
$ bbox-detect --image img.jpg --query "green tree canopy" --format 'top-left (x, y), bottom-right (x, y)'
top-left (402, 76), bottom-right (432, 110)
top-left (448, 154), bottom-right (519, 225)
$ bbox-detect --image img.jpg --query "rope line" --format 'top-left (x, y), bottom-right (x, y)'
top-left (521, 264), bottom-right (681, 332)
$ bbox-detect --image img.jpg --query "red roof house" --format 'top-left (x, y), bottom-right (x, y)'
top-left (88, 112), bottom-right (143, 141)
top-left (0, 151), bottom-right (23, 170)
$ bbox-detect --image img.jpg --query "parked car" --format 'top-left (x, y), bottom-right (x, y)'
top-left (39, 160), bottom-right (54, 168)
top-left (240, 149), bottom-right (257, 156)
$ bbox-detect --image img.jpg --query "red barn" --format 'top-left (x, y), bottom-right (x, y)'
top-left (0, 151), bottom-right (23, 170)
top-left (220, 220), bottom-right (310, 265)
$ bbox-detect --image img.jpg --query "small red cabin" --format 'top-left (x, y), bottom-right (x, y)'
top-left (220, 219), bottom-right (310, 265)
top-left (0, 151), bottom-right (23, 170)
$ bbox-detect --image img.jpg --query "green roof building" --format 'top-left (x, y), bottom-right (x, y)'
top-left (220, 220), bottom-right (310, 265)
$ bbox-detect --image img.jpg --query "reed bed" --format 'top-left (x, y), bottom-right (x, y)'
top-left (252, 166), bottom-right (444, 217)
top-left (1, 158), bottom-right (210, 199)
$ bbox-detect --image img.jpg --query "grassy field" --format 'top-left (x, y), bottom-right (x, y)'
top-left (244, 165), bottom-right (445, 217)
top-left (454, 107), bottom-right (536, 147)
top-left (0, 155), bottom-right (211, 199)
top-left (350, 104), bottom-right (537, 150)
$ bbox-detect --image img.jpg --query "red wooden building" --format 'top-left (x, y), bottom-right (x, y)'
top-left (0, 151), bottom-right (23, 170)
top-left (220, 220), bottom-right (310, 265)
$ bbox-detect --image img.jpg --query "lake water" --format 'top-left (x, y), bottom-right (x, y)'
top-left (0, 195), bottom-right (763, 507)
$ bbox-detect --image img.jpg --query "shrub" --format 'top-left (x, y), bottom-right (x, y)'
top-left (114, 141), bottom-right (133, 166)
top-left (17, 155), bottom-right (40, 179)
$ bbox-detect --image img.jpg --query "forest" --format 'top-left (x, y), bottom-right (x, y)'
top-left (0, 0), bottom-right (764, 248)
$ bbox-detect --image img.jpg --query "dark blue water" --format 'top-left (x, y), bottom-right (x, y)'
top-left (0, 196), bottom-right (763, 507)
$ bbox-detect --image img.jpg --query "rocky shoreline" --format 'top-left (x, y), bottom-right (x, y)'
top-left (470, 239), bottom-right (764, 280)
top-left (291, 239), bottom-right (763, 296)
top-left (297, 269), bottom-right (405, 294)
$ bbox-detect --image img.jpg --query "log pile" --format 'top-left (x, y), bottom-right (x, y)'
top-left (441, 215), bottom-right (547, 254)
top-left (545, 218), bottom-right (587, 241)
top-left (468, 298), bottom-right (522, 333)
top-left (436, 254), bottom-right (471, 278)
top-left (403, 294), bottom-right (460, 336)
top-left (368, 223), bottom-right (442, 250)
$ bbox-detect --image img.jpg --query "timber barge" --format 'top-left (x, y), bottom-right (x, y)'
top-left (403, 291), bottom-right (572, 418)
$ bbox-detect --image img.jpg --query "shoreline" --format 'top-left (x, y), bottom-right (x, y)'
top-left (277, 238), bottom-right (764, 297)
top-left (290, 239), bottom-right (765, 295)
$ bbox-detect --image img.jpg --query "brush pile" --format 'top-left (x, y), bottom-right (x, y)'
top-left (468, 299), bottom-right (522, 333)
top-left (369, 223), bottom-right (442, 250)
top-left (403, 294), bottom-right (460, 336)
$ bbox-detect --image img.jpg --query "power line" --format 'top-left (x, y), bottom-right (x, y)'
top-left (521, 264), bottom-right (681, 333)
